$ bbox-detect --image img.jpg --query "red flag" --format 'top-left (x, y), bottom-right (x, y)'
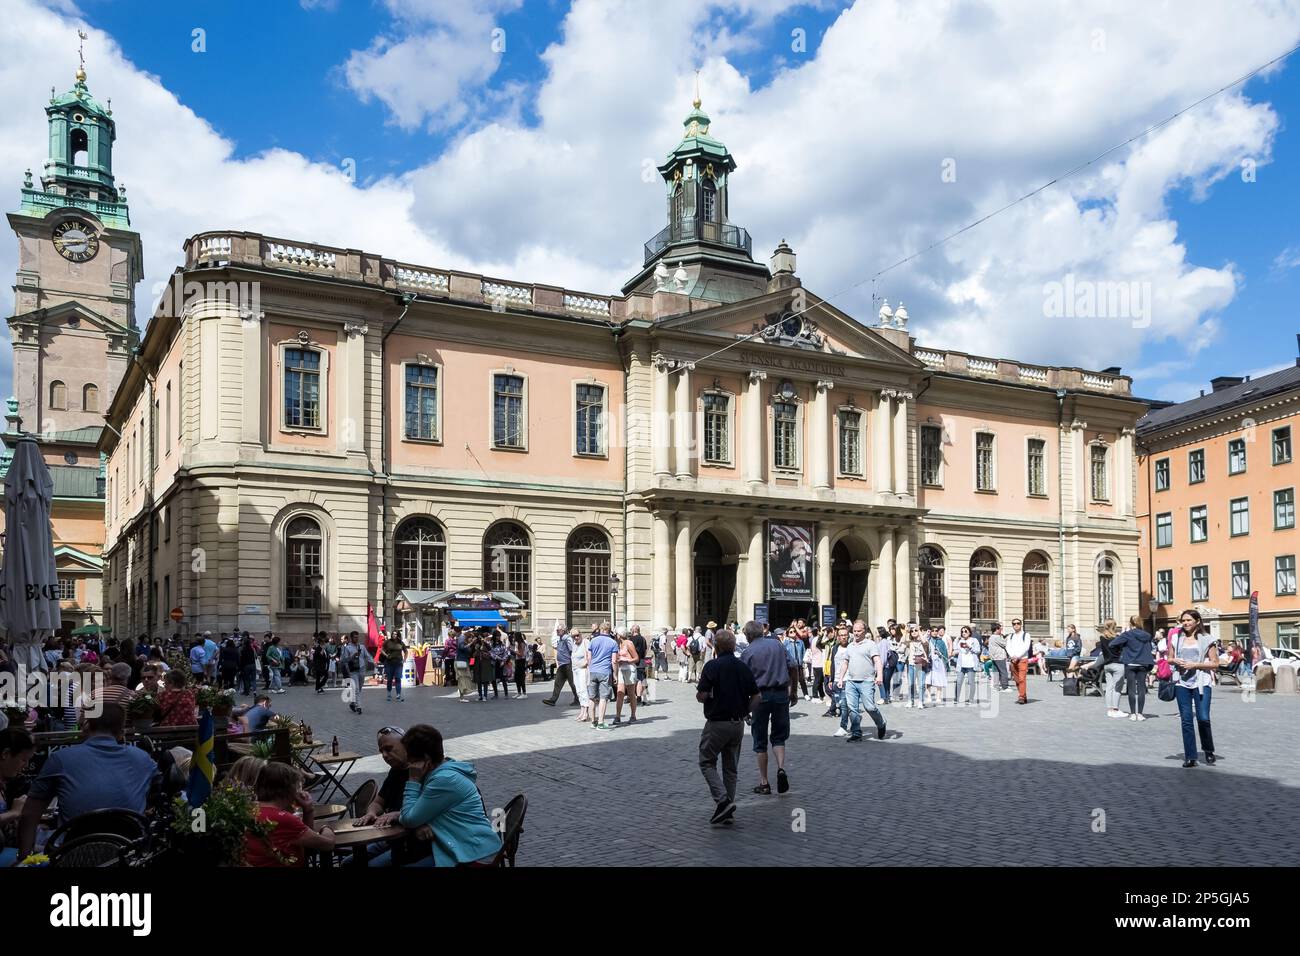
top-left (367, 604), bottom-right (382, 662)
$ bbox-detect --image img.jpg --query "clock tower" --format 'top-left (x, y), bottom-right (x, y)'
top-left (7, 58), bottom-right (142, 437)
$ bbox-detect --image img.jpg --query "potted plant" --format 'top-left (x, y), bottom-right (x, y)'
top-left (194, 685), bottom-right (235, 730)
top-left (266, 713), bottom-right (305, 747)
top-left (126, 693), bottom-right (160, 732)
top-left (165, 784), bottom-right (279, 867)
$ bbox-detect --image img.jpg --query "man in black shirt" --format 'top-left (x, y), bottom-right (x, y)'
top-left (630, 625), bottom-right (649, 706)
top-left (355, 725), bottom-right (429, 864)
top-left (696, 630), bottom-right (759, 826)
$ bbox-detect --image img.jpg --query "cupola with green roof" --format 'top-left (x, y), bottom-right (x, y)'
top-left (622, 79), bottom-right (771, 304)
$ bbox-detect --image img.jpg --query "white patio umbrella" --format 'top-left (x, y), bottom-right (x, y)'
top-left (1, 436), bottom-right (61, 673)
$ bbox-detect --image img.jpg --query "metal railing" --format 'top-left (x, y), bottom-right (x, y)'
top-left (643, 217), bottom-right (751, 265)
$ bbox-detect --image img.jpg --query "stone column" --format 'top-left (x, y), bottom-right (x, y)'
top-left (652, 511), bottom-right (674, 629)
top-left (746, 517), bottom-right (765, 620)
top-left (812, 380), bottom-right (834, 489)
top-left (652, 355), bottom-right (671, 479)
top-left (673, 513), bottom-right (693, 629)
top-left (1117, 427), bottom-right (1135, 517)
top-left (1070, 419), bottom-right (1088, 520)
top-left (894, 528), bottom-right (912, 623)
top-left (338, 320), bottom-right (368, 454)
top-left (744, 370), bottom-right (767, 486)
top-left (673, 362), bottom-right (695, 479)
top-left (876, 525), bottom-right (896, 622)
top-left (892, 390), bottom-right (911, 494)
top-left (874, 389), bottom-right (895, 494)
top-left (816, 524), bottom-right (833, 609)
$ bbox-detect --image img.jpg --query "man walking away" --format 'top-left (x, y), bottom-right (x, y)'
top-left (988, 623), bottom-right (1010, 692)
top-left (697, 629), bottom-right (758, 826)
top-left (740, 621), bottom-right (792, 795)
top-left (585, 627), bottom-right (619, 730)
top-left (1006, 619), bottom-right (1031, 704)
top-left (542, 627), bottom-right (580, 707)
top-left (687, 628), bottom-right (705, 682)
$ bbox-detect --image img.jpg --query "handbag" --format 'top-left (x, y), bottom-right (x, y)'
top-left (1061, 676), bottom-right (1080, 697)
top-left (1157, 678), bottom-right (1177, 702)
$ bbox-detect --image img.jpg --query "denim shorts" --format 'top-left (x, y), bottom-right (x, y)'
top-left (750, 689), bottom-right (791, 753)
top-left (588, 673), bottom-right (612, 701)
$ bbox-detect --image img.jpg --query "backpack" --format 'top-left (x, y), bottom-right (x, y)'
top-left (688, 635), bottom-right (701, 655)
top-left (886, 648), bottom-right (899, 671)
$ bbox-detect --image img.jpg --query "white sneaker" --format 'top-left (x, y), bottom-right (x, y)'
top-left (1129, 713), bottom-right (1138, 721)
top-left (833, 728), bottom-right (848, 737)
top-left (1135, 713), bottom-right (1146, 721)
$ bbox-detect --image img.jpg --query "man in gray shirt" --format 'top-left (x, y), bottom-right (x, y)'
top-left (988, 623), bottom-right (1010, 692)
top-left (740, 621), bottom-right (792, 795)
top-left (542, 626), bottom-right (579, 707)
top-left (835, 620), bottom-right (888, 741)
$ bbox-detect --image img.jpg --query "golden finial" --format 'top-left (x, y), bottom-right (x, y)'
top-left (692, 69), bottom-right (701, 109)
top-left (76, 29), bottom-right (88, 83)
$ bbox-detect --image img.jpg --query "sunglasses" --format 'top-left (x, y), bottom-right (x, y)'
top-left (378, 726), bottom-right (406, 737)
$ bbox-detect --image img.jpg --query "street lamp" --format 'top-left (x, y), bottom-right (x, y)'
top-left (609, 573), bottom-right (620, 629)
top-left (310, 573), bottom-right (325, 638)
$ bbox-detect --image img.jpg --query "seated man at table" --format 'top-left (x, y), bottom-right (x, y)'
top-left (243, 762), bottom-right (335, 867)
top-left (233, 694), bottom-right (277, 732)
top-left (135, 663), bottom-right (163, 696)
top-left (16, 703), bottom-right (160, 858)
top-left (82, 662), bottom-right (134, 720)
top-left (355, 725), bottom-right (429, 865)
top-left (372, 724), bottom-right (501, 867)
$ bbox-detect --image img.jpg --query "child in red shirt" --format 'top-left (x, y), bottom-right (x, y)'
top-left (243, 762), bottom-right (335, 867)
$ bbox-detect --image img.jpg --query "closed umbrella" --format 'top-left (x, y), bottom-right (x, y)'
top-left (1, 436), bottom-right (61, 673)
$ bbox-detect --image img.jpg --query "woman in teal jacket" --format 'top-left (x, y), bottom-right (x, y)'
top-left (393, 724), bottom-right (502, 867)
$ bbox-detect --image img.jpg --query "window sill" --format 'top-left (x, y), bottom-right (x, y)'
top-left (280, 429), bottom-right (327, 438)
top-left (574, 451), bottom-right (609, 461)
top-left (922, 481), bottom-right (944, 490)
top-left (1091, 498), bottom-right (1111, 504)
top-left (975, 488), bottom-right (998, 495)
top-left (491, 444), bottom-right (529, 454)
top-left (403, 436), bottom-right (443, 446)
top-left (1230, 532), bottom-right (1250, 538)
top-left (700, 460), bottom-right (734, 469)
top-left (1275, 459), bottom-right (1293, 466)
top-left (1027, 493), bottom-right (1049, 499)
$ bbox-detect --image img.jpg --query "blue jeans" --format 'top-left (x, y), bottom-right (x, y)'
top-left (751, 689), bottom-right (791, 753)
top-left (907, 664), bottom-right (926, 702)
top-left (840, 680), bottom-right (886, 738)
top-left (269, 667), bottom-right (282, 692)
top-left (954, 667), bottom-right (977, 703)
top-left (385, 662), bottom-right (403, 697)
top-left (1174, 685), bottom-right (1215, 761)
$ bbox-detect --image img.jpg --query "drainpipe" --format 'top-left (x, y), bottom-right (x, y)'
top-left (380, 294), bottom-right (416, 626)
top-left (1056, 389), bottom-right (1067, 637)
top-left (610, 323), bottom-right (628, 626)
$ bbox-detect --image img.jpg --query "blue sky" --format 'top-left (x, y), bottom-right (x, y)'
top-left (3, 0), bottom-right (1299, 404)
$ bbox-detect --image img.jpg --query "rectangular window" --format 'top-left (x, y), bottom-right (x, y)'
top-left (151, 516), bottom-right (159, 550)
top-left (838, 410), bottom-right (863, 475)
top-left (163, 575), bottom-right (171, 625)
top-left (1191, 565), bottom-right (1209, 602)
top-left (164, 504), bottom-right (171, 542)
top-left (177, 362), bottom-right (184, 441)
top-left (1156, 512), bottom-right (1173, 548)
top-left (1190, 505), bottom-right (1208, 543)
top-left (702, 393), bottom-right (730, 464)
top-left (1231, 560), bottom-right (1250, 599)
top-left (56, 577), bottom-right (76, 601)
top-left (1228, 438), bottom-right (1246, 474)
top-left (1188, 448), bottom-right (1205, 484)
top-left (1090, 444), bottom-right (1109, 501)
top-left (151, 400), bottom-right (159, 468)
top-left (575, 383), bottom-right (605, 456)
top-left (1156, 569), bottom-right (1173, 604)
top-left (404, 364), bottom-right (439, 441)
top-left (1154, 457), bottom-right (1170, 492)
top-left (1233, 623), bottom-right (1251, 643)
top-left (975, 432), bottom-right (995, 491)
top-left (1230, 497), bottom-right (1250, 536)
top-left (773, 401), bottom-right (799, 469)
top-left (492, 374), bottom-right (525, 448)
top-left (920, 425), bottom-right (943, 486)
top-left (165, 381), bottom-right (172, 450)
top-left (1027, 438), bottom-right (1046, 496)
top-left (1276, 488), bottom-right (1296, 529)
top-left (1274, 426), bottom-right (1292, 465)
top-left (284, 348), bottom-right (322, 429)
top-left (1278, 622), bottom-right (1299, 651)
top-left (1277, 555), bottom-right (1297, 596)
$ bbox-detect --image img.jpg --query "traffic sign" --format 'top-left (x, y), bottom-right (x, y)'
top-left (169, 607), bottom-right (184, 622)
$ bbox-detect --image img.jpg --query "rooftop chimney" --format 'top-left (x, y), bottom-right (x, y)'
top-left (1209, 375), bottom-right (1245, 393)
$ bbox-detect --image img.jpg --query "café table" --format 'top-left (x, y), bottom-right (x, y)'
top-left (309, 751), bottom-right (361, 805)
top-left (314, 803), bottom-right (348, 823)
top-left (312, 818), bottom-right (406, 869)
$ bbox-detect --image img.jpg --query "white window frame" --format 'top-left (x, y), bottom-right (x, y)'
top-left (572, 378), bottom-right (608, 459)
top-left (1228, 438), bottom-right (1247, 475)
top-left (276, 340), bottom-right (330, 435)
top-left (771, 396), bottom-right (803, 473)
top-left (1274, 426), bottom-right (1293, 465)
top-left (1276, 555), bottom-right (1296, 597)
top-left (1155, 512), bottom-right (1173, 548)
top-left (1191, 565), bottom-right (1209, 603)
top-left (1089, 441), bottom-right (1110, 502)
top-left (1229, 497), bottom-right (1250, 537)
top-left (1188, 448), bottom-right (1205, 484)
top-left (1276, 488), bottom-right (1296, 530)
top-left (974, 430), bottom-right (997, 493)
top-left (1156, 569), bottom-right (1173, 604)
top-left (1025, 435), bottom-right (1048, 497)
top-left (1189, 505), bottom-right (1208, 544)
top-left (1154, 457), bottom-right (1170, 492)
top-left (836, 405), bottom-right (865, 478)
top-left (489, 368), bottom-right (529, 452)
top-left (1231, 560), bottom-right (1250, 599)
top-left (700, 388), bottom-right (734, 467)
top-left (401, 360), bottom-right (444, 444)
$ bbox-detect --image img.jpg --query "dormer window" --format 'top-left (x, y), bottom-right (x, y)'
top-left (702, 181), bottom-right (717, 223)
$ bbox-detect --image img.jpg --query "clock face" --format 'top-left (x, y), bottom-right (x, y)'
top-left (53, 219), bottom-right (100, 262)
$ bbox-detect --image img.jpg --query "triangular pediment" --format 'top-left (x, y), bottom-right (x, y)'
top-left (10, 300), bottom-right (132, 337)
top-left (54, 545), bottom-right (104, 572)
top-left (653, 287), bottom-right (924, 371)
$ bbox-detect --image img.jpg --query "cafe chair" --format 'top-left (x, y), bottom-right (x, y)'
top-left (347, 779), bottom-right (378, 818)
top-left (49, 833), bottom-right (136, 868)
top-left (45, 808), bottom-right (151, 851)
top-left (493, 793), bottom-right (528, 868)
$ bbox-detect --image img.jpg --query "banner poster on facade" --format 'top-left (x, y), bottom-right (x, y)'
top-left (766, 521), bottom-right (815, 601)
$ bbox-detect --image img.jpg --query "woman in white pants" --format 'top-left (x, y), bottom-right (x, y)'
top-left (572, 631), bottom-right (592, 722)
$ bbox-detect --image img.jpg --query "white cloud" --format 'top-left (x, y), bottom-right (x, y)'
top-left (1273, 244), bottom-right (1300, 273)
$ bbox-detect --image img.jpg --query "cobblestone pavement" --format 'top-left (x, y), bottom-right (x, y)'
top-left (266, 669), bottom-right (1300, 866)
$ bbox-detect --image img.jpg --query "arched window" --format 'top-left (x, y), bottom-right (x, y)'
top-left (70, 128), bottom-right (89, 168)
top-left (1097, 556), bottom-right (1116, 624)
top-left (396, 518), bottom-right (445, 592)
top-left (50, 380), bottom-right (67, 410)
top-left (83, 383), bottom-right (99, 412)
top-left (702, 180), bottom-right (717, 223)
top-left (970, 548), bottom-right (999, 622)
top-left (566, 527), bottom-right (611, 615)
top-left (285, 516), bottom-right (323, 610)
top-left (484, 522), bottom-right (531, 609)
top-left (918, 546), bottom-right (945, 624)
top-left (1022, 551), bottom-right (1050, 626)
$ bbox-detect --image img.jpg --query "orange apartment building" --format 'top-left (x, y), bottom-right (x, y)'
top-left (1136, 349), bottom-right (1300, 650)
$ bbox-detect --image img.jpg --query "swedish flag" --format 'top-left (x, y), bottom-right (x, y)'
top-left (188, 708), bottom-right (215, 807)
